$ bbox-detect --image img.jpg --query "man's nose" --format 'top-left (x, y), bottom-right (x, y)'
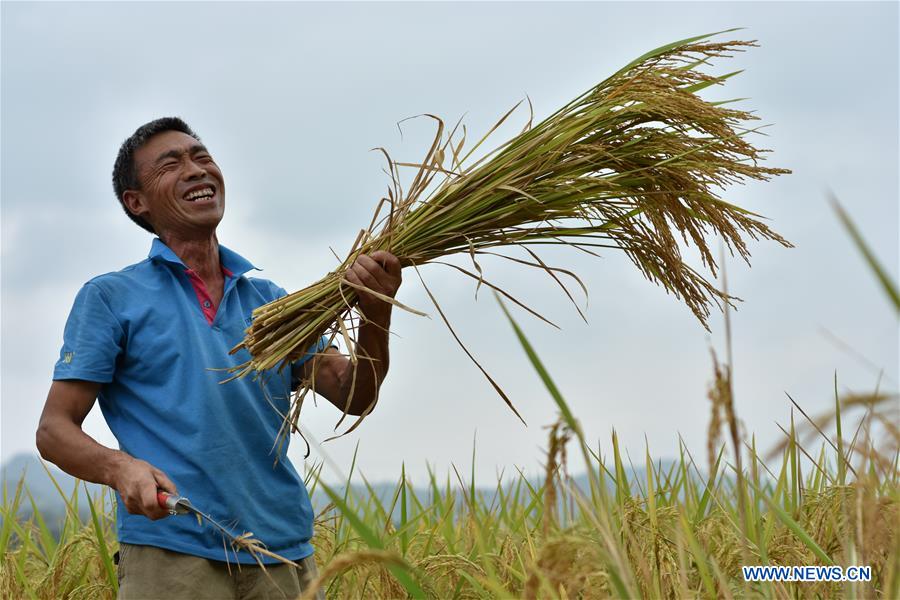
top-left (183, 159), bottom-right (207, 179)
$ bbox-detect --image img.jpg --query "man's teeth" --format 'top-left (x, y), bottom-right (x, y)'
top-left (184, 188), bottom-right (215, 201)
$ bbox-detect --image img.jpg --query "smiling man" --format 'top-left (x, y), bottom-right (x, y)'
top-left (35, 117), bottom-right (401, 599)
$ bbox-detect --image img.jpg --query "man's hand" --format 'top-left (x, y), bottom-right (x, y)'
top-left (344, 251), bottom-right (402, 323)
top-left (110, 455), bottom-right (178, 521)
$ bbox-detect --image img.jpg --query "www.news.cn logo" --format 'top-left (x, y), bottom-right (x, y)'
top-left (742, 565), bottom-right (871, 582)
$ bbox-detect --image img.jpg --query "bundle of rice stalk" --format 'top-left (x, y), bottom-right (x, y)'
top-left (228, 30), bottom-right (791, 432)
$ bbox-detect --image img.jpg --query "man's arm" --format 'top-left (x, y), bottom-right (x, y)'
top-left (301, 323), bottom-right (390, 417)
top-left (297, 251), bottom-right (401, 416)
top-left (36, 380), bottom-right (176, 520)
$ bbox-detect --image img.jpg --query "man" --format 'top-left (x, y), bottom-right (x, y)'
top-left (36, 117), bottom-right (402, 599)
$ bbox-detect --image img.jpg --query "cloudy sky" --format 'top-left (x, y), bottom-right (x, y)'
top-left (2, 2), bottom-right (897, 486)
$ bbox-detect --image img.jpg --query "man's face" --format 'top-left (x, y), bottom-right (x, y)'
top-left (124, 130), bottom-right (225, 236)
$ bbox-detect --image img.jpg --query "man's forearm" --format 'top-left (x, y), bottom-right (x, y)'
top-left (337, 314), bottom-right (391, 414)
top-left (37, 419), bottom-right (130, 488)
top-left (328, 249), bottom-right (401, 416)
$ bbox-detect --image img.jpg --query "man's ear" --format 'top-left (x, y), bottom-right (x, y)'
top-left (122, 190), bottom-right (150, 220)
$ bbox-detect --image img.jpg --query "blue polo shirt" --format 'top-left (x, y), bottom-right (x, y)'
top-left (53, 238), bottom-right (328, 564)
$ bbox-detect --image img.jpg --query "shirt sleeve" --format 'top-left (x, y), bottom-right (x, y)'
top-left (53, 282), bottom-right (125, 383)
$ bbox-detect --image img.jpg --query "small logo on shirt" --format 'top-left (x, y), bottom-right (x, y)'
top-left (63, 352), bottom-right (75, 364)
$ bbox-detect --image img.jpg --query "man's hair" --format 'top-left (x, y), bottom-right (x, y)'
top-left (112, 117), bottom-right (201, 234)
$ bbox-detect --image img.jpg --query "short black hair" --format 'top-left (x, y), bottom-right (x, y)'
top-left (112, 117), bottom-right (201, 233)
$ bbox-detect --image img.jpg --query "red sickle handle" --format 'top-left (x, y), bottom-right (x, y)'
top-left (157, 491), bottom-right (173, 509)
top-left (157, 490), bottom-right (188, 514)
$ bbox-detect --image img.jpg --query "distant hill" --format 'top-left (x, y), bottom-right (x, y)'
top-left (303, 459), bottom-right (683, 523)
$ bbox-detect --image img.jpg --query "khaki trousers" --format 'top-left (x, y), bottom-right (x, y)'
top-left (116, 543), bottom-right (325, 600)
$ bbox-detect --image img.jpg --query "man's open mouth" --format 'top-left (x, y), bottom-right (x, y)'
top-left (183, 186), bottom-right (216, 202)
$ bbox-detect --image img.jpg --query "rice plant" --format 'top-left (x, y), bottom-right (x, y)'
top-left (227, 30), bottom-right (792, 441)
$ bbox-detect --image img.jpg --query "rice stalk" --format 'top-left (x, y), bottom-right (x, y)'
top-left (227, 31), bottom-right (791, 437)
top-left (298, 549), bottom-right (408, 600)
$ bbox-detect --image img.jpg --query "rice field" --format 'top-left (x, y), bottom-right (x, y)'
top-left (2, 303), bottom-right (896, 599)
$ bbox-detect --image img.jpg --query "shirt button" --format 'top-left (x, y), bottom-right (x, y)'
top-left (203, 300), bottom-right (212, 308)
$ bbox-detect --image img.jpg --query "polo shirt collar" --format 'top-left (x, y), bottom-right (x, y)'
top-left (148, 237), bottom-right (259, 277)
